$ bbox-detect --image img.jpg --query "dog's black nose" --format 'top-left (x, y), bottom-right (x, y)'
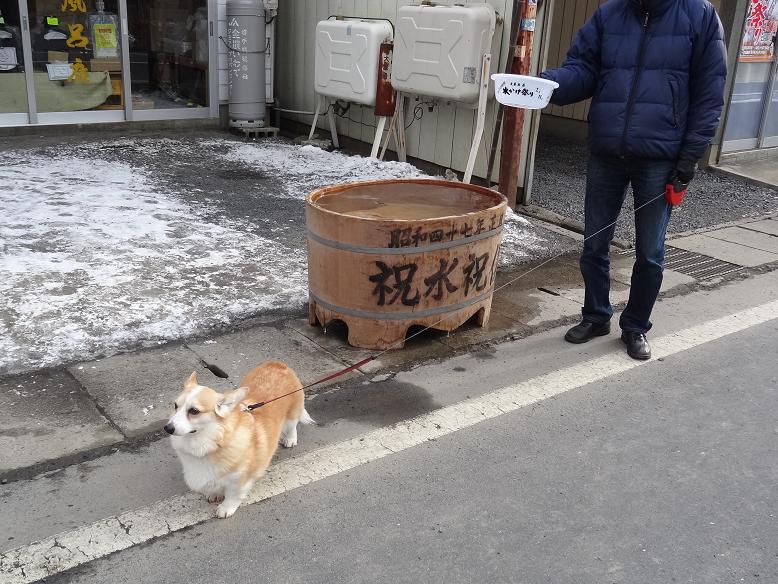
top-left (164, 423), bottom-right (175, 435)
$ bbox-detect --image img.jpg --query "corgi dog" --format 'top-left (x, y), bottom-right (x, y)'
top-left (165, 362), bottom-right (314, 518)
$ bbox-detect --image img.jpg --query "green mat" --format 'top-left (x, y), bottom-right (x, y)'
top-left (0, 71), bottom-right (112, 114)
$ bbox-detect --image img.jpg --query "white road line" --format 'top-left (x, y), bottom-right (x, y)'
top-left (2, 300), bottom-right (777, 584)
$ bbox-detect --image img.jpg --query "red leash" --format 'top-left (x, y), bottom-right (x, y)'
top-left (244, 356), bottom-right (375, 411)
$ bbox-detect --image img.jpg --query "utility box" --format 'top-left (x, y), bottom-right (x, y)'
top-left (391, 4), bottom-right (496, 103)
top-left (314, 19), bottom-right (393, 106)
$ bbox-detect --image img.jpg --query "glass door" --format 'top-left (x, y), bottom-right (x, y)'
top-left (723, 0), bottom-right (778, 152)
top-left (125, 0), bottom-right (215, 120)
top-left (0, 0), bottom-right (33, 124)
top-left (759, 51), bottom-right (778, 147)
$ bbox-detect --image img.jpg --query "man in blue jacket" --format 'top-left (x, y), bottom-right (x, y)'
top-left (540, 0), bottom-right (727, 360)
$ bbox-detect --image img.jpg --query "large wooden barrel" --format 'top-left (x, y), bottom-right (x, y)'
top-left (306, 179), bottom-right (508, 350)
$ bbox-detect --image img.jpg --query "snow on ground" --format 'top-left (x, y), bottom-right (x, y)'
top-left (221, 141), bottom-right (429, 193)
top-left (0, 137), bottom-right (558, 376)
top-left (0, 153), bottom-right (304, 375)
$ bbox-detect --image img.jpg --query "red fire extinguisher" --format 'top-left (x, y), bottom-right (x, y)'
top-left (374, 41), bottom-right (396, 117)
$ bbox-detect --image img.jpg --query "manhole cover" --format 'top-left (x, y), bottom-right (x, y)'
top-left (619, 247), bottom-right (743, 280)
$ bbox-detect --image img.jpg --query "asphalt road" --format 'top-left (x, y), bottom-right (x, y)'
top-left (2, 271), bottom-right (777, 584)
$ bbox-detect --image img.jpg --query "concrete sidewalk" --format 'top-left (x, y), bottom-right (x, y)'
top-left (3, 217), bottom-right (778, 481)
top-left (715, 148), bottom-right (778, 192)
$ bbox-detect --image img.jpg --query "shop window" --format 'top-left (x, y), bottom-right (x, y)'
top-left (126, 0), bottom-right (209, 110)
top-left (0, 2), bottom-right (28, 114)
top-left (25, 0), bottom-right (123, 113)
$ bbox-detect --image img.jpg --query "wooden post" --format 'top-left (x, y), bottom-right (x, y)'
top-left (498, 0), bottom-right (536, 209)
top-left (486, 0), bottom-right (523, 186)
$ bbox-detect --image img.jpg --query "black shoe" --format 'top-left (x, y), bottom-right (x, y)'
top-left (621, 331), bottom-right (651, 360)
top-left (564, 320), bottom-right (611, 344)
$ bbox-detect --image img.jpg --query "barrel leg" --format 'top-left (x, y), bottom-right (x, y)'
top-left (464, 53), bottom-right (492, 184)
top-left (326, 98), bottom-right (340, 149)
top-left (379, 109), bottom-right (398, 160)
top-left (308, 94), bottom-right (323, 141)
top-left (475, 304), bottom-right (491, 327)
top-left (345, 319), bottom-right (407, 350)
top-left (371, 116), bottom-right (387, 158)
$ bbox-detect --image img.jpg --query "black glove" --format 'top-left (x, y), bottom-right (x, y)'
top-left (671, 159), bottom-right (696, 188)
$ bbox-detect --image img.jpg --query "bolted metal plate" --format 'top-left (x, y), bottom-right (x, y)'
top-left (619, 246), bottom-right (744, 281)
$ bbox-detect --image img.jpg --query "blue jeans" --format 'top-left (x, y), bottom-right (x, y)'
top-left (580, 155), bottom-right (674, 334)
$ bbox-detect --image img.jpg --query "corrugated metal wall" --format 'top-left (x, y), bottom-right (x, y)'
top-left (544, 0), bottom-right (603, 122)
top-left (272, 0), bottom-right (727, 177)
top-left (275, 0), bottom-right (542, 182)
top-left (543, 0), bottom-right (724, 123)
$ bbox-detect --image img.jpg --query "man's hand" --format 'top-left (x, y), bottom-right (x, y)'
top-left (671, 159), bottom-right (696, 188)
top-left (665, 159), bottom-right (696, 207)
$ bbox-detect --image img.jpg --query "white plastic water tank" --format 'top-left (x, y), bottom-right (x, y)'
top-left (314, 19), bottom-right (393, 106)
top-left (392, 4), bottom-right (496, 103)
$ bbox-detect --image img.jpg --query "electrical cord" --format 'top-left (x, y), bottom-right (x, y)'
top-left (401, 99), bottom-right (437, 131)
top-left (332, 101), bottom-right (379, 129)
top-left (405, 102), bottom-right (426, 130)
top-left (334, 99), bottom-right (430, 132)
top-left (297, 97), bottom-right (435, 136)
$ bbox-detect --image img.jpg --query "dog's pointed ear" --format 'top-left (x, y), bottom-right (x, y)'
top-left (215, 387), bottom-right (248, 418)
top-left (185, 371), bottom-right (199, 389)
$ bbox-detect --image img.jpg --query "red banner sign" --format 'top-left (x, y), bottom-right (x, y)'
top-left (740, 0), bottom-right (778, 61)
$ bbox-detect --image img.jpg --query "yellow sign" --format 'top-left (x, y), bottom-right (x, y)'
top-left (60, 0), bottom-right (86, 13)
top-left (66, 23), bottom-right (89, 48)
top-left (93, 24), bottom-right (118, 53)
top-left (68, 58), bottom-right (89, 83)
top-left (46, 16), bottom-right (60, 26)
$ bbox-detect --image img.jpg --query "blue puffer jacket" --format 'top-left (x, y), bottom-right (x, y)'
top-left (541, 0), bottom-right (727, 163)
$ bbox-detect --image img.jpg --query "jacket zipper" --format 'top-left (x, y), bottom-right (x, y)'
top-left (620, 12), bottom-right (650, 157)
top-left (669, 81), bottom-right (677, 127)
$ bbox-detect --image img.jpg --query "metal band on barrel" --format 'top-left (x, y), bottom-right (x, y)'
top-left (309, 290), bottom-right (494, 321)
top-left (306, 226), bottom-right (504, 255)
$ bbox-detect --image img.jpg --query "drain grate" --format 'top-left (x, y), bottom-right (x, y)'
top-left (619, 247), bottom-right (743, 280)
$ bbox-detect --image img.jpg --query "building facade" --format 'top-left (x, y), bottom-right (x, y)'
top-left (541, 0), bottom-right (777, 164)
top-left (719, 0), bottom-right (778, 153)
top-left (1, 0), bottom-right (773, 196)
top-left (0, 0), bottom-right (274, 125)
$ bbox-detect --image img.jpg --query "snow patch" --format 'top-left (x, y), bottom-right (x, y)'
top-left (0, 137), bottom-right (562, 376)
top-left (498, 209), bottom-right (546, 268)
top-left (220, 140), bottom-right (430, 196)
top-left (0, 149), bottom-right (309, 375)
